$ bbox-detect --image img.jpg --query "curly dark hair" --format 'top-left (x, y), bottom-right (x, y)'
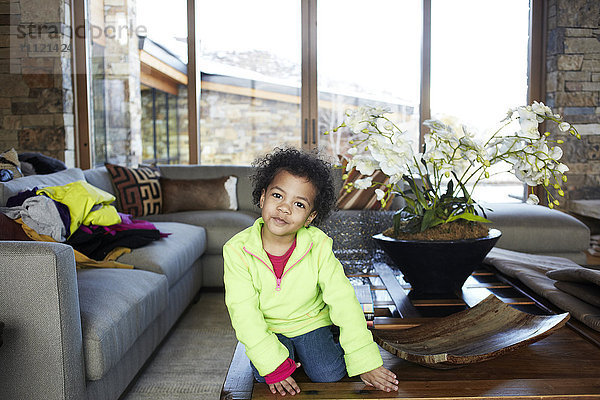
top-left (250, 147), bottom-right (337, 226)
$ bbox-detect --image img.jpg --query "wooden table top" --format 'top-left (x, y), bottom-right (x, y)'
top-left (221, 262), bottom-right (600, 399)
top-left (246, 321), bottom-right (600, 399)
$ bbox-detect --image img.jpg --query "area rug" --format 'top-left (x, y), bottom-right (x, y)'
top-left (122, 291), bottom-right (238, 400)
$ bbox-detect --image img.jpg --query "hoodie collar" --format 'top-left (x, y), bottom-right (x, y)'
top-left (244, 217), bottom-right (313, 266)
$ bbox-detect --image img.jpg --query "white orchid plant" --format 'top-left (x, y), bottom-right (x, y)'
top-left (326, 102), bottom-right (580, 235)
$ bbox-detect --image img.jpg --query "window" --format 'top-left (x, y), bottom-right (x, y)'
top-left (141, 86), bottom-right (189, 164)
top-left (90, 42), bottom-right (107, 165)
top-left (78, 0), bottom-right (534, 202)
top-left (84, 0), bottom-right (189, 167)
top-left (430, 0), bottom-right (530, 202)
top-left (317, 0), bottom-right (422, 160)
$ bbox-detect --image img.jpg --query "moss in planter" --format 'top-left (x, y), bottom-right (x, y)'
top-left (383, 220), bottom-right (490, 241)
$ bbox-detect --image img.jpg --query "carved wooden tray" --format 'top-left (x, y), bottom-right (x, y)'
top-left (373, 294), bottom-right (570, 369)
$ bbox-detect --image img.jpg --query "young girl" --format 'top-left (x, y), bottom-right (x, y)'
top-left (223, 147), bottom-right (398, 396)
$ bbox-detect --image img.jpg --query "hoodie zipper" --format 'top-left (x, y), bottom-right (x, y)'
top-left (278, 243), bottom-right (313, 289)
top-left (243, 243), bottom-right (313, 291)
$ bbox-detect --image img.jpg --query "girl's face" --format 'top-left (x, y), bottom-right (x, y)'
top-left (259, 169), bottom-right (317, 240)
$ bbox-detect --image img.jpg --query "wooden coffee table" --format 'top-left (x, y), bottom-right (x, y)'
top-left (221, 262), bottom-right (600, 399)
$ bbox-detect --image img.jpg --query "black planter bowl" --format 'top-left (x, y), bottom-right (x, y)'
top-left (373, 229), bottom-right (502, 296)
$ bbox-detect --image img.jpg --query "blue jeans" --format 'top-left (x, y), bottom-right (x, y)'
top-left (250, 325), bottom-right (346, 383)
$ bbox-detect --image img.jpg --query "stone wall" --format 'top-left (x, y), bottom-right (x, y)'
top-left (0, 0), bottom-right (75, 166)
top-left (177, 83), bottom-right (189, 163)
top-left (199, 87), bottom-right (414, 166)
top-left (546, 0), bottom-right (600, 202)
top-left (0, 0), bottom-right (142, 169)
top-left (199, 90), bottom-right (301, 165)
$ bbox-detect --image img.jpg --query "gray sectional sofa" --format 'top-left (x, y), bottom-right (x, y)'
top-left (0, 164), bottom-right (591, 400)
top-left (0, 165), bottom-right (261, 400)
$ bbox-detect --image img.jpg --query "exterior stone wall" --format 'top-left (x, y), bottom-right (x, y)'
top-left (0, 0), bottom-right (142, 169)
top-left (199, 90), bottom-right (301, 165)
top-left (0, 0), bottom-right (75, 166)
top-left (546, 0), bottom-right (600, 202)
top-left (177, 83), bottom-right (189, 163)
top-left (199, 86), bottom-right (414, 166)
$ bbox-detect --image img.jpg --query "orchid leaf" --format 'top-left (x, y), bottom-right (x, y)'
top-left (393, 209), bottom-right (421, 234)
top-left (403, 175), bottom-right (428, 208)
top-left (420, 209), bottom-right (444, 232)
top-left (403, 196), bottom-right (417, 211)
top-left (446, 212), bottom-right (491, 223)
top-left (445, 180), bottom-right (454, 197)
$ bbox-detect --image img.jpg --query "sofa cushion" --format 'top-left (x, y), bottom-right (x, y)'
top-left (116, 221), bottom-right (206, 286)
top-left (142, 210), bottom-right (256, 255)
top-left (83, 166), bottom-right (116, 198)
top-left (77, 268), bottom-right (168, 381)
top-left (0, 167), bottom-right (85, 206)
top-left (483, 202), bottom-right (590, 253)
top-left (105, 163), bottom-right (162, 217)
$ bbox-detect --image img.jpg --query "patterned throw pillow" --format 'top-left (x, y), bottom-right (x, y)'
top-left (105, 163), bottom-right (162, 217)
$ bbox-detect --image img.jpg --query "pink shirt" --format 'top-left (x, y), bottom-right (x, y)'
top-left (266, 238), bottom-right (296, 279)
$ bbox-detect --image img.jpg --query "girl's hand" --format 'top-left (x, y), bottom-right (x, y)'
top-left (268, 362), bottom-right (302, 396)
top-left (360, 366), bottom-right (399, 392)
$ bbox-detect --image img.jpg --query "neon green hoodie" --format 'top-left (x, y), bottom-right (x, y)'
top-left (223, 217), bottom-right (383, 378)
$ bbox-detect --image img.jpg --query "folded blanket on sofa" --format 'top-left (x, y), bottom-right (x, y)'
top-left (484, 247), bottom-right (581, 277)
top-left (553, 281), bottom-right (600, 307)
top-left (484, 248), bottom-right (600, 332)
top-left (546, 267), bottom-right (600, 286)
top-left (546, 268), bottom-right (600, 308)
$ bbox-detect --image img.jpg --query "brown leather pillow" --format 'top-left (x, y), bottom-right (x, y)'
top-left (0, 213), bottom-right (31, 241)
top-left (160, 176), bottom-right (238, 213)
